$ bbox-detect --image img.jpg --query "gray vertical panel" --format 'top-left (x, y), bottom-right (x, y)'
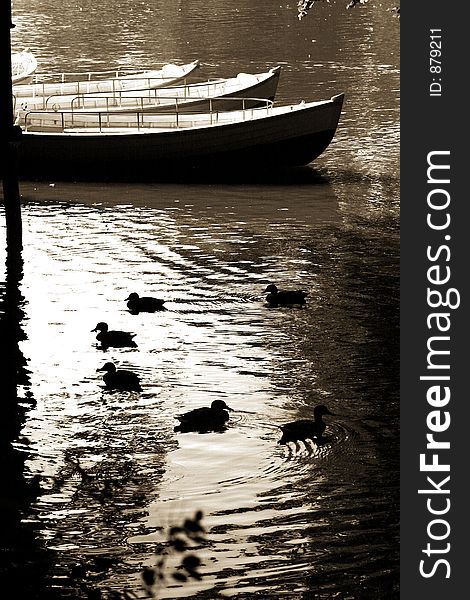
top-left (401, 3), bottom-right (466, 597)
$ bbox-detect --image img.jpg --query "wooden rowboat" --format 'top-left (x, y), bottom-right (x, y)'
top-left (12, 60), bottom-right (200, 99)
top-left (11, 51), bottom-right (38, 84)
top-left (14, 67), bottom-right (281, 117)
top-left (16, 93), bottom-right (344, 181)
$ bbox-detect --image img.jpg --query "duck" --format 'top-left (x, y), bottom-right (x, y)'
top-left (174, 400), bottom-right (233, 433)
top-left (278, 405), bottom-right (335, 445)
top-left (126, 292), bottom-right (165, 313)
top-left (91, 322), bottom-right (137, 348)
top-left (97, 361), bottom-right (142, 392)
top-left (264, 283), bottom-right (307, 308)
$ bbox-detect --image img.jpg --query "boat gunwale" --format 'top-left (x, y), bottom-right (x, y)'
top-left (20, 59), bottom-right (200, 85)
top-left (20, 94), bottom-right (345, 136)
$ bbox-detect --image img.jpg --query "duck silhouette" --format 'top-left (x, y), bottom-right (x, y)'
top-left (91, 322), bottom-right (137, 348)
top-left (97, 361), bottom-right (142, 392)
top-left (174, 400), bottom-right (233, 433)
top-left (278, 405), bottom-right (335, 445)
top-left (264, 284), bottom-right (307, 308)
top-left (126, 292), bottom-right (165, 313)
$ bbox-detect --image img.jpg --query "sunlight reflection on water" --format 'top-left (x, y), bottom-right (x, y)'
top-left (5, 180), bottom-right (398, 597)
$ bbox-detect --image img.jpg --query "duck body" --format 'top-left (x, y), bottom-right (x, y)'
top-left (126, 292), bottom-right (165, 313)
top-left (264, 284), bottom-right (307, 308)
top-left (278, 405), bottom-right (334, 445)
top-left (92, 322), bottom-right (137, 348)
top-left (97, 362), bottom-right (142, 392)
top-left (174, 400), bottom-right (233, 433)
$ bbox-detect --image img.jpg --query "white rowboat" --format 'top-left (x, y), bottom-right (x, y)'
top-left (12, 60), bottom-right (200, 99)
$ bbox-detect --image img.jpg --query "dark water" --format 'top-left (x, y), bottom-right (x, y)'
top-left (1, 1), bottom-right (399, 598)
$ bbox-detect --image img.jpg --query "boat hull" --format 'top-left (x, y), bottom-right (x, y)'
top-left (17, 94), bottom-right (344, 181)
top-left (11, 51), bottom-right (38, 84)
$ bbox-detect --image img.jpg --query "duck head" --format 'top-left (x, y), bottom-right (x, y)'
top-left (211, 400), bottom-right (233, 411)
top-left (314, 405), bottom-right (335, 419)
top-left (264, 284), bottom-right (278, 294)
top-left (97, 362), bottom-right (116, 373)
top-left (92, 322), bottom-right (108, 333)
top-left (126, 293), bottom-right (139, 301)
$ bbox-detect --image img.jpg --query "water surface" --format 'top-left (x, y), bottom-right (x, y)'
top-left (2, 2), bottom-right (399, 598)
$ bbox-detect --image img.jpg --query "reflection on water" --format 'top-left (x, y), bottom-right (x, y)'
top-left (3, 1), bottom-right (400, 598)
top-left (1, 177), bottom-right (398, 597)
top-left (0, 242), bottom-right (55, 597)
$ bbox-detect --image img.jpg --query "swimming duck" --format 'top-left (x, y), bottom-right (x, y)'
top-left (278, 405), bottom-right (335, 445)
top-left (97, 361), bottom-right (142, 392)
top-left (174, 400), bottom-right (233, 433)
top-left (264, 284), bottom-right (307, 308)
top-left (91, 322), bottom-right (137, 348)
top-left (126, 292), bottom-right (165, 313)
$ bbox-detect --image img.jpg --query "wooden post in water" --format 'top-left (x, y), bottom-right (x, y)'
top-left (0, 2), bottom-right (22, 253)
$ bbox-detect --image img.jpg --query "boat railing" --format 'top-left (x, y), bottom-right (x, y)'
top-left (22, 97), bottom-right (274, 132)
top-left (15, 77), bottom-right (233, 110)
top-left (66, 89), bottom-right (266, 111)
top-left (47, 80), bottom-right (233, 110)
top-left (13, 74), bottom-right (196, 101)
top-left (27, 65), bottom-right (186, 84)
